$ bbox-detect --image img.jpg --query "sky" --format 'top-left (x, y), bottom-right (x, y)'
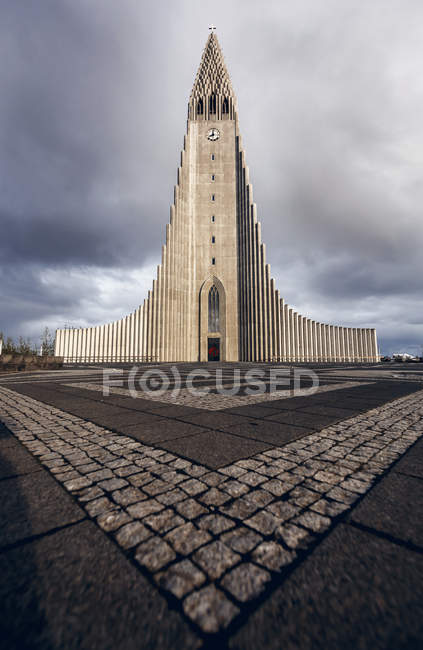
top-left (1, 0), bottom-right (422, 356)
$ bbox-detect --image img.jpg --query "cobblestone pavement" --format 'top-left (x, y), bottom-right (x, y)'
top-left (1, 383), bottom-right (422, 641)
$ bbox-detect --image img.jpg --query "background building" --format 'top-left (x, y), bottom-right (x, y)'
top-left (55, 32), bottom-right (378, 363)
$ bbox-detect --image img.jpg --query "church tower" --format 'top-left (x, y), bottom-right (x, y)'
top-left (55, 31), bottom-right (379, 363)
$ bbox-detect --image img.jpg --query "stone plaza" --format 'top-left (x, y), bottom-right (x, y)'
top-left (0, 361), bottom-right (422, 647)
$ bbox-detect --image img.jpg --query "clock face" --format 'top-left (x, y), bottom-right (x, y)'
top-left (207, 128), bottom-right (220, 141)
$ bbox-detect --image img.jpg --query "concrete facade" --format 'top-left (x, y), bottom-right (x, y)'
top-left (55, 33), bottom-right (378, 363)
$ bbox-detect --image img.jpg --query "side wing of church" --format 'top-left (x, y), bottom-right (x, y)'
top-left (55, 33), bottom-right (378, 363)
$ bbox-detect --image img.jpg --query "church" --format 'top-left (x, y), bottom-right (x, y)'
top-left (55, 32), bottom-right (378, 364)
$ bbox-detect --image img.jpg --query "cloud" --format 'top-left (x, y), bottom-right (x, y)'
top-left (1, 0), bottom-right (422, 354)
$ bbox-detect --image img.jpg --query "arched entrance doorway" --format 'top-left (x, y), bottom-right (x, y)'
top-left (199, 276), bottom-right (226, 361)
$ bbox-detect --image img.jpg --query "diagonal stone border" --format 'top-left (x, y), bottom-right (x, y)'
top-left (65, 379), bottom-right (371, 410)
top-left (0, 385), bottom-right (422, 638)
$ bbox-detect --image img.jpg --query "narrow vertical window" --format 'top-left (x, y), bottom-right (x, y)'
top-left (197, 98), bottom-right (203, 115)
top-left (212, 236), bottom-right (215, 243)
top-left (211, 174), bottom-right (215, 181)
top-left (211, 194), bottom-right (215, 201)
top-left (208, 285), bottom-right (220, 332)
top-left (211, 257), bottom-right (216, 265)
top-left (211, 154), bottom-right (215, 161)
top-left (211, 215), bottom-right (215, 222)
top-left (222, 97), bottom-right (229, 114)
top-left (209, 94), bottom-right (216, 114)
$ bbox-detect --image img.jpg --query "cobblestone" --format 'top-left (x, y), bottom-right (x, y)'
top-left (220, 527), bottom-right (263, 554)
top-left (183, 585), bottom-right (239, 633)
top-left (115, 521), bottom-right (151, 548)
top-left (252, 541), bottom-right (296, 572)
top-left (175, 498), bottom-right (207, 519)
top-left (97, 509), bottom-right (132, 532)
top-left (135, 537), bottom-right (176, 571)
top-left (245, 511), bottom-right (282, 535)
top-left (156, 559), bottom-right (206, 598)
top-left (193, 541), bottom-right (240, 579)
top-left (144, 509), bottom-right (185, 533)
top-left (197, 514), bottom-right (235, 534)
top-left (221, 563), bottom-right (271, 602)
top-left (165, 523), bottom-right (212, 555)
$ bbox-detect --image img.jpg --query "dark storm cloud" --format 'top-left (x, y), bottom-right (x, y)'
top-left (1, 0), bottom-right (422, 354)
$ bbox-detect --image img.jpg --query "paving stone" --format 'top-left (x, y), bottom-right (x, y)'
top-left (340, 477), bottom-right (372, 494)
top-left (143, 478), bottom-right (172, 496)
top-left (220, 526), bottom-right (263, 554)
top-left (276, 523), bottom-right (314, 550)
top-left (179, 478), bottom-right (208, 496)
top-left (325, 485), bottom-right (359, 505)
top-left (261, 479), bottom-right (295, 497)
top-left (292, 510), bottom-right (332, 534)
top-left (221, 562), bottom-right (271, 602)
top-left (159, 470), bottom-right (186, 484)
top-left (175, 498), bottom-right (208, 520)
top-left (55, 470), bottom-right (81, 482)
top-left (127, 498), bottom-right (164, 519)
top-left (156, 559), bottom-right (206, 598)
top-left (144, 509), bottom-right (185, 533)
top-left (96, 509), bottom-right (132, 532)
top-left (112, 486), bottom-right (146, 506)
top-left (114, 464), bottom-right (143, 477)
top-left (252, 541), bottom-right (296, 572)
top-left (266, 501), bottom-right (300, 521)
top-left (115, 521), bottom-right (152, 548)
top-left (77, 462), bottom-right (102, 474)
top-left (156, 488), bottom-right (187, 505)
top-left (236, 459), bottom-right (264, 471)
top-left (245, 510), bottom-right (282, 536)
top-left (76, 485), bottom-right (105, 502)
top-left (183, 584), bottom-right (239, 633)
top-left (135, 537), bottom-right (176, 571)
top-left (165, 522), bottom-right (212, 555)
top-left (310, 498), bottom-right (350, 517)
top-left (245, 489), bottom-right (274, 508)
top-left (288, 486), bottom-right (320, 507)
top-left (221, 496), bottom-right (258, 520)
top-left (198, 487), bottom-right (231, 507)
top-left (238, 471), bottom-right (267, 487)
top-left (193, 540), bottom-right (241, 579)
top-left (202, 471), bottom-right (228, 487)
top-left (313, 470), bottom-right (342, 485)
top-left (219, 465), bottom-right (247, 478)
top-left (98, 477), bottom-right (129, 491)
top-left (86, 468), bottom-right (114, 482)
top-left (197, 514), bottom-right (235, 534)
top-left (221, 479), bottom-right (250, 498)
top-left (64, 476), bottom-right (93, 491)
top-left (85, 496), bottom-right (117, 517)
top-left (127, 471), bottom-right (154, 487)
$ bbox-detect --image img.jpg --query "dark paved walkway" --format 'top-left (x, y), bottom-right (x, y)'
top-left (0, 423), bottom-right (198, 650)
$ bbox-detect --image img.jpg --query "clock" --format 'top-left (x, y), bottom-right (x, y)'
top-left (207, 128), bottom-right (220, 141)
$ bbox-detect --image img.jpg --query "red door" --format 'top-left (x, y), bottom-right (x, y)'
top-left (208, 338), bottom-right (220, 361)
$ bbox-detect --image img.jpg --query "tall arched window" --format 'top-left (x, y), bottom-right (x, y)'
top-left (222, 97), bottom-right (229, 114)
top-left (209, 94), bottom-right (216, 114)
top-left (208, 285), bottom-right (219, 332)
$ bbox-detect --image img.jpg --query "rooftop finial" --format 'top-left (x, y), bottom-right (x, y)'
top-left (209, 24), bottom-right (216, 33)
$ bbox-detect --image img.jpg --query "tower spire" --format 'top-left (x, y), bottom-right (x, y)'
top-left (189, 31), bottom-right (237, 120)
